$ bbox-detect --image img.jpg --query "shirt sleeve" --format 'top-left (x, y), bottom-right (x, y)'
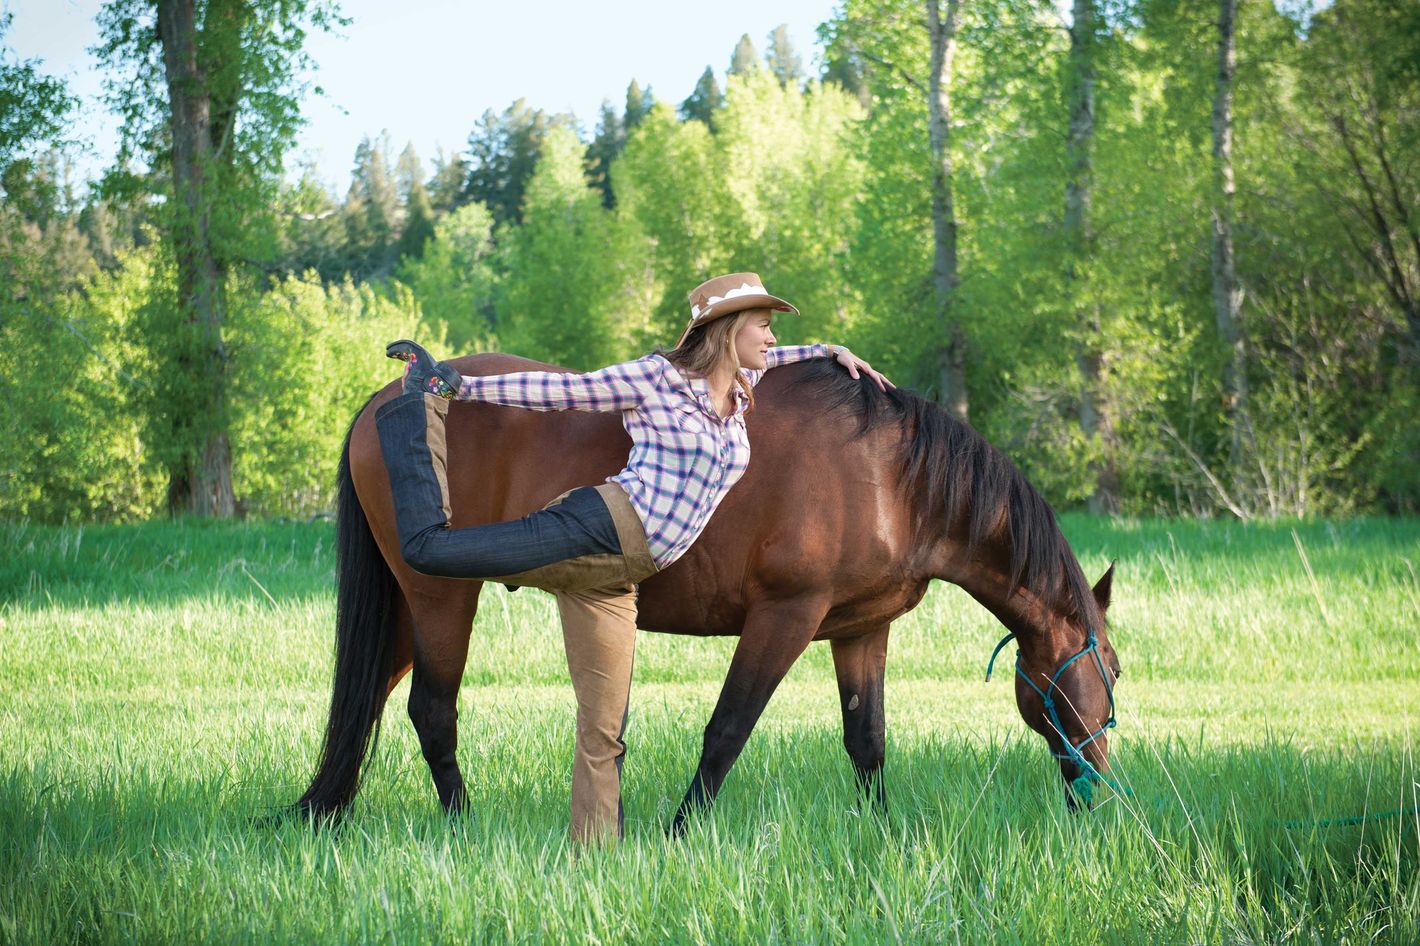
top-left (455, 356), bottom-right (662, 412)
top-left (743, 343), bottom-right (837, 387)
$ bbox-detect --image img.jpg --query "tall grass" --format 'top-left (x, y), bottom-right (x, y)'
top-left (1, 516), bottom-right (1416, 944)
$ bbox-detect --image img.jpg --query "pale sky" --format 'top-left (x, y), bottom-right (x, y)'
top-left (4, 0), bottom-right (841, 194)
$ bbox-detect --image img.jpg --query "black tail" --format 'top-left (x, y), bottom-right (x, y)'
top-left (294, 401), bottom-right (397, 819)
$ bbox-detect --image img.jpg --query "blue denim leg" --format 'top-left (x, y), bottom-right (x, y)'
top-left (375, 391), bottom-right (621, 579)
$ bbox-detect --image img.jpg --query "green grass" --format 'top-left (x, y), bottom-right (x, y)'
top-left (1, 516), bottom-right (1417, 944)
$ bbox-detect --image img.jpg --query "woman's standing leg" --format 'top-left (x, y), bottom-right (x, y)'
top-left (557, 583), bottom-right (640, 844)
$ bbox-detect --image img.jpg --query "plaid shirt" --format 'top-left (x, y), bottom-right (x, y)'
top-left (456, 344), bottom-right (834, 568)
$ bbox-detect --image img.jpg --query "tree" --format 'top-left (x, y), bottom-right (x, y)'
top-left (624, 79), bottom-right (655, 130)
top-left (398, 201), bottom-right (499, 351)
top-left (95, 0), bottom-right (342, 517)
top-left (729, 34), bottom-right (760, 76)
top-left (766, 24), bottom-right (805, 88)
top-left (0, 13), bottom-right (76, 178)
top-left (395, 142), bottom-right (435, 261)
top-left (501, 126), bottom-right (649, 368)
top-left (344, 132), bottom-right (401, 279)
top-left (680, 66), bottom-right (724, 129)
top-left (464, 99), bottom-right (573, 224)
top-left (586, 100), bottom-right (625, 207)
top-left (428, 146), bottom-right (468, 215)
top-left (1210, 0), bottom-right (1250, 489)
top-left (1065, 0), bottom-right (1120, 513)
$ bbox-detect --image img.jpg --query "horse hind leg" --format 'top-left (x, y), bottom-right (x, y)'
top-left (830, 625), bottom-right (890, 813)
top-left (403, 579), bottom-right (481, 815)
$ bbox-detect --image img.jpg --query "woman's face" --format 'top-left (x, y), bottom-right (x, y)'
top-left (733, 310), bottom-right (776, 370)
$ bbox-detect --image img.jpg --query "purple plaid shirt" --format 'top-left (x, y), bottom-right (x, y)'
top-left (455, 344), bottom-right (835, 568)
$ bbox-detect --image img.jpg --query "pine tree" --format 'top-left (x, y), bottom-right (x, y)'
top-left (464, 99), bottom-right (573, 224)
top-left (680, 66), bottom-right (724, 129)
top-left (395, 143), bottom-right (435, 261)
top-left (728, 33), bottom-right (759, 75)
top-left (586, 100), bottom-right (625, 208)
top-left (765, 25), bottom-right (804, 88)
top-left (428, 146), bottom-right (468, 215)
top-left (343, 132), bottom-right (401, 278)
top-left (624, 80), bottom-right (654, 131)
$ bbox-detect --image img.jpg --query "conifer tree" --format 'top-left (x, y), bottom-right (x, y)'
top-left (396, 143), bottom-right (435, 261)
top-left (624, 80), bottom-right (655, 130)
top-left (464, 99), bottom-right (572, 224)
top-left (766, 25), bottom-right (804, 88)
top-left (428, 146), bottom-right (468, 215)
top-left (680, 66), bottom-right (724, 129)
top-left (586, 100), bottom-right (626, 207)
top-left (729, 34), bottom-right (759, 75)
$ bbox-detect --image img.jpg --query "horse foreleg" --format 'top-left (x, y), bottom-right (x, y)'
top-left (830, 625), bottom-right (890, 813)
top-left (404, 581), bottom-right (481, 815)
top-left (669, 598), bottom-right (828, 836)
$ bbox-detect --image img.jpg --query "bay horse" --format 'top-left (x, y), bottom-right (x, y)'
top-left (294, 355), bottom-right (1121, 831)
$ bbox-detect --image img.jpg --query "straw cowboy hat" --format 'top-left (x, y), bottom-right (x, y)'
top-left (675, 272), bottom-right (800, 348)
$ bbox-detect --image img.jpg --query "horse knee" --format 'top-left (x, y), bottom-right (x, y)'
top-left (844, 730), bottom-right (885, 771)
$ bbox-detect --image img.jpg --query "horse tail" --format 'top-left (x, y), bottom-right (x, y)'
top-left (294, 400), bottom-right (396, 819)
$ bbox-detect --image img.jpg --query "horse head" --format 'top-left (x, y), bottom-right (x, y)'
top-left (1005, 563), bottom-right (1121, 809)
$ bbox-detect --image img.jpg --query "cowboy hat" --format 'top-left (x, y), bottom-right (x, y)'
top-left (675, 272), bottom-right (799, 348)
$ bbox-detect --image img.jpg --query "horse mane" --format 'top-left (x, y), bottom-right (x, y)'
top-left (788, 359), bottom-right (1097, 623)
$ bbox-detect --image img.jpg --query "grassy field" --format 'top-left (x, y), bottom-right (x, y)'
top-left (1, 515), bottom-right (1417, 944)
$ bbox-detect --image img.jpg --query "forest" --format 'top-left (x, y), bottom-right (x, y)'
top-left (2, 0), bottom-right (1417, 522)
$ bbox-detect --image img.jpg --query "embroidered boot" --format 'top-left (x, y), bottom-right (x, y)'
top-left (386, 339), bottom-right (462, 399)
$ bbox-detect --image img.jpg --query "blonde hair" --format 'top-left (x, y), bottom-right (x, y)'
top-left (664, 308), bottom-right (765, 413)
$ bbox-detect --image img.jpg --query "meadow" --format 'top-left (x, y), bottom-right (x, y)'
top-left (1, 515), bottom-right (1416, 944)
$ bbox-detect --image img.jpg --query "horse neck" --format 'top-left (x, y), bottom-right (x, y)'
top-left (926, 515), bottom-right (1089, 656)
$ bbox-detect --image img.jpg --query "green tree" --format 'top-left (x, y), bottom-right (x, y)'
top-left (728, 33), bottom-right (760, 76)
top-left (680, 66), bottom-right (724, 129)
top-left (395, 142), bottom-right (435, 261)
top-left (766, 24), bottom-right (804, 88)
top-left (624, 79), bottom-right (655, 130)
top-left (464, 99), bottom-right (574, 224)
top-left (0, 13), bottom-right (76, 178)
top-left (501, 126), bottom-right (651, 368)
top-left (586, 100), bottom-right (626, 207)
top-left (95, 0), bottom-right (343, 517)
top-left (343, 132), bottom-right (401, 279)
top-left (398, 201), bottom-right (500, 351)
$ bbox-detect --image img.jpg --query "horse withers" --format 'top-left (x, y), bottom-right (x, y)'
top-left (294, 354), bottom-right (1121, 831)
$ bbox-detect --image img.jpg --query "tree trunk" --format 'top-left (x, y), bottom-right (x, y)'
top-left (1211, 0), bottom-right (1250, 491)
top-left (1065, 0), bottom-right (1119, 514)
top-left (926, 0), bottom-right (969, 423)
top-left (156, 0), bottom-right (234, 517)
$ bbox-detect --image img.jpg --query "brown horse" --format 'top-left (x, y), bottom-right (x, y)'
top-left (295, 354), bottom-right (1120, 831)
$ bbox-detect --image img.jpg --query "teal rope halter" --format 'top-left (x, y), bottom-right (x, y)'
top-left (986, 626), bottom-right (1128, 804)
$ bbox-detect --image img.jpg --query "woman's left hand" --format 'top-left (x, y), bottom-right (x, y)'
top-left (835, 348), bottom-right (895, 391)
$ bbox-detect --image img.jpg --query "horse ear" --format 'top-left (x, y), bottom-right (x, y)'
top-left (1092, 562), bottom-right (1115, 613)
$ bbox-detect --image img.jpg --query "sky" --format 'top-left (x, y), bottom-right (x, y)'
top-left (4, 0), bottom-right (842, 194)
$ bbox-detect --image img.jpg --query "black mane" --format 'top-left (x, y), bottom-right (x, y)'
top-left (788, 359), bottom-right (1097, 623)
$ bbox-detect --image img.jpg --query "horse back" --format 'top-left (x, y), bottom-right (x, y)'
top-left (349, 355), bottom-right (928, 639)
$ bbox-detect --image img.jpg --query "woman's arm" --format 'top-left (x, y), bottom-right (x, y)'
top-left (747, 344), bottom-right (894, 391)
top-left (455, 356), bottom-right (662, 412)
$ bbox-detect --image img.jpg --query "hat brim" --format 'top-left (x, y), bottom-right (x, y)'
top-left (675, 294), bottom-right (800, 348)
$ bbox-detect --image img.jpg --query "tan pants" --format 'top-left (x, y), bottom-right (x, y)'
top-left (493, 483), bottom-right (657, 845)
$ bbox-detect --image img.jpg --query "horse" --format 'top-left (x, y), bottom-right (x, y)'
top-left (294, 354), bottom-right (1121, 832)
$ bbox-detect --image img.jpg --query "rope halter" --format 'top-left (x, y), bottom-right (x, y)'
top-left (986, 625), bottom-right (1126, 804)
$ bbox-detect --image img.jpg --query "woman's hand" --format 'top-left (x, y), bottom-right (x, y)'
top-left (834, 348), bottom-right (894, 391)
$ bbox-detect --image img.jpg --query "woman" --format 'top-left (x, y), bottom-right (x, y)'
top-left (377, 271), bottom-right (890, 843)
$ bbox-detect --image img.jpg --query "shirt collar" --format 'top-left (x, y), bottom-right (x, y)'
top-left (660, 356), bottom-right (749, 419)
